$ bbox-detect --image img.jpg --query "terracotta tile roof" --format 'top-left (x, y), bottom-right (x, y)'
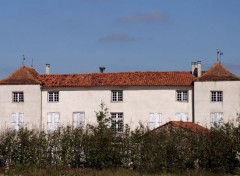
top-left (0, 66), bottom-right (41, 85)
top-left (39, 71), bottom-right (195, 88)
top-left (196, 61), bottom-right (240, 81)
top-left (154, 121), bottom-right (209, 134)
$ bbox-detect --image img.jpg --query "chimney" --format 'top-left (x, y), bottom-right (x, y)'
top-left (45, 64), bottom-right (50, 75)
top-left (99, 66), bottom-right (106, 73)
top-left (191, 62), bottom-right (197, 76)
top-left (197, 61), bottom-right (202, 77)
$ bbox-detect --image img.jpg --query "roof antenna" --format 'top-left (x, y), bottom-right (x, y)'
top-left (22, 54), bottom-right (26, 66)
top-left (216, 49), bottom-right (223, 62)
top-left (31, 58), bottom-right (34, 68)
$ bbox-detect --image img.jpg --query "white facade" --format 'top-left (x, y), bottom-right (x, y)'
top-left (41, 86), bottom-right (192, 130)
top-left (0, 85), bottom-right (42, 130)
top-left (194, 81), bottom-right (240, 127)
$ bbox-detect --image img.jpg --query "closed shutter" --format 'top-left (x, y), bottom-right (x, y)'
top-left (79, 113), bottom-right (85, 127)
top-left (47, 113), bottom-right (52, 131)
top-left (72, 113), bottom-right (79, 128)
top-left (54, 113), bottom-right (60, 130)
top-left (12, 113), bottom-right (18, 130)
top-left (149, 113), bottom-right (162, 130)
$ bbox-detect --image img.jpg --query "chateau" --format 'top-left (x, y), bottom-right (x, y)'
top-left (0, 61), bottom-right (239, 131)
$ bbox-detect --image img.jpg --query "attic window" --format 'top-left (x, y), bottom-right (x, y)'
top-left (48, 91), bottom-right (59, 102)
top-left (12, 92), bottom-right (24, 102)
top-left (211, 91), bottom-right (223, 102)
top-left (111, 90), bottom-right (123, 102)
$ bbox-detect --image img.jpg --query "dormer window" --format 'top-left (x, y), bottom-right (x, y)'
top-left (12, 92), bottom-right (24, 102)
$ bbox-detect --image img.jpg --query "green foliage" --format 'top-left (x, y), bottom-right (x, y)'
top-left (0, 107), bottom-right (240, 174)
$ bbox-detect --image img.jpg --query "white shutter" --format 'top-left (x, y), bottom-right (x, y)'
top-left (47, 113), bottom-right (53, 131)
top-left (54, 113), bottom-right (60, 130)
top-left (19, 113), bottom-right (24, 127)
top-left (149, 113), bottom-right (155, 130)
top-left (73, 113), bottom-right (79, 128)
top-left (79, 113), bottom-right (85, 127)
top-left (12, 113), bottom-right (18, 130)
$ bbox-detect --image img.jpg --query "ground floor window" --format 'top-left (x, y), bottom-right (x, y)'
top-left (12, 112), bottom-right (24, 130)
top-left (210, 112), bottom-right (223, 127)
top-left (148, 113), bottom-right (162, 130)
top-left (111, 113), bottom-right (123, 132)
top-left (176, 112), bottom-right (188, 122)
top-left (72, 112), bottom-right (85, 128)
top-left (47, 112), bottom-right (60, 131)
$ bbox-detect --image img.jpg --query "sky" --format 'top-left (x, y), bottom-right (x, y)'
top-left (0, 0), bottom-right (240, 78)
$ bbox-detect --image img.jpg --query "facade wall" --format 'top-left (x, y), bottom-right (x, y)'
top-left (194, 81), bottom-right (240, 127)
top-left (41, 86), bottom-right (193, 130)
top-left (0, 85), bottom-right (42, 130)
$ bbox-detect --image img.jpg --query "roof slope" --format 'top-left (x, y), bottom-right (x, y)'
top-left (196, 61), bottom-right (240, 81)
top-left (0, 66), bottom-right (40, 85)
top-left (39, 71), bottom-right (195, 88)
top-left (154, 121), bottom-right (209, 134)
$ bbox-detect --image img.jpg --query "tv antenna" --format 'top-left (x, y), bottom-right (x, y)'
top-left (31, 58), bottom-right (34, 67)
top-left (22, 55), bottom-right (26, 66)
top-left (216, 49), bottom-right (223, 61)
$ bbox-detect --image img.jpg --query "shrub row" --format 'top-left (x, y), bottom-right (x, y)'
top-left (0, 104), bottom-right (240, 173)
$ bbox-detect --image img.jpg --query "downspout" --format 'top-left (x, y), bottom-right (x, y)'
top-left (192, 82), bottom-right (195, 123)
top-left (40, 85), bottom-right (43, 130)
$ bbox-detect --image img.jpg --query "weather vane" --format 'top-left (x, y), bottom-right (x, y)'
top-left (22, 55), bottom-right (26, 66)
top-left (216, 49), bottom-right (223, 61)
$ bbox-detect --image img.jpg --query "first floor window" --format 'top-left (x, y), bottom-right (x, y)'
top-left (13, 92), bottom-right (24, 102)
top-left (111, 113), bottom-right (123, 132)
top-left (72, 112), bottom-right (85, 128)
top-left (48, 91), bottom-right (59, 102)
top-left (176, 90), bottom-right (188, 102)
top-left (210, 112), bottom-right (223, 127)
top-left (47, 112), bottom-right (60, 131)
top-left (176, 112), bottom-right (188, 122)
top-left (148, 113), bottom-right (162, 130)
top-left (211, 91), bottom-right (223, 102)
top-left (112, 90), bottom-right (123, 102)
top-left (12, 112), bottom-right (24, 130)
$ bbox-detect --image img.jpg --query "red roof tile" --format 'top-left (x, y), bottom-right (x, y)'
top-left (196, 61), bottom-right (240, 81)
top-left (0, 66), bottom-right (40, 85)
top-left (39, 71), bottom-right (195, 88)
top-left (155, 121), bottom-right (209, 134)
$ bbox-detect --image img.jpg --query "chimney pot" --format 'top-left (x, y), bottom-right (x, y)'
top-left (45, 64), bottom-right (50, 75)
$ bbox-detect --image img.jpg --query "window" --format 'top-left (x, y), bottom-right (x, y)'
top-left (210, 112), bottom-right (223, 127)
top-left (12, 112), bottom-right (24, 130)
top-left (12, 92), bottom-right (24, 102)
top-left (111, 113), bottom-right (123, 132)
top-left (211, 91), bottom-right (223, 102)
top-left (72, 112), bottom-right (85, 128)
top-left (176, 90), bottom-right (188, 102)
top-left (148, 113), bottom-right (162, 130)
top-left (48, 92), bottom-right (59, 102)
top-left (176, 112), bottom-right (188, 122)
top-left (47, 112), bottom-right (60, 131)
top-left (111, 90), bottom-right (123, 102)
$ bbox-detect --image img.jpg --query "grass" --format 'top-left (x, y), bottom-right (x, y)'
top-left (0, 168), bottom-right (231, 176)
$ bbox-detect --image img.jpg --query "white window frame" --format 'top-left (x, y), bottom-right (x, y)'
top-left (211, 91), bottom-right (223, 102)
top-left (111, 90), bottom-right (123, 102)
top-left (210, 112), bottom-right (224, 127)
top-left (47, 112), bottom-right (60, 131)
top-left (48, 91), bottom-right (59, 102)
top-left (148, 112), bottom-right (162, 130)
top-left (12, 112), bottom-right (24, 130)
top-left (176, 90), bottom-right (188, 102)
top-left (176, 112), bottom-right (188, 122)
top-left (12, 92), bottom-right (24, 102)
top-left (72, 112), bottom-right (85, 128)
top-left (111, 113), bottom-right (124, 132)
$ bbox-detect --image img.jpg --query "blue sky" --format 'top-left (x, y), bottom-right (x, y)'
top-left (0, 0), bottom-right (240, 78)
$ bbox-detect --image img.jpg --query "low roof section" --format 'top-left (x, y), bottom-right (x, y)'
top-left (152, 121), bottom-right (209, 134)
top-left (0, 66), bottom-right (41, 85)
